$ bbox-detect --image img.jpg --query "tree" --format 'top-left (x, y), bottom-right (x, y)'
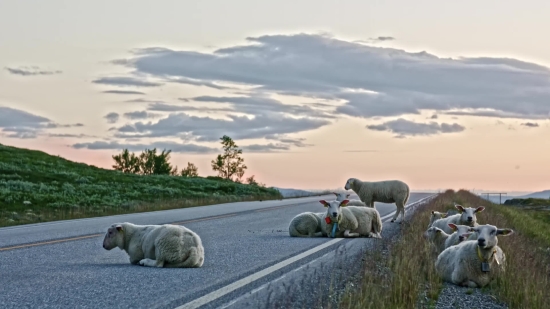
top-left (112, 149), bottom-right (141, 173)
top-left (180, 162), bottom-right (199, 177)
top-left (211, 135), bottom-right (247, 181)
top-left (246, 175), bottom-right (258, 185)
top-left (138, 148), bottom-right (178, 175)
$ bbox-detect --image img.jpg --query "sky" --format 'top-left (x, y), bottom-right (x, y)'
top-left (1, 0), bottom-right (549, 193)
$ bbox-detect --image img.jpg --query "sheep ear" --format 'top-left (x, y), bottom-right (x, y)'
top-left (455, 204), bottom-right (465, 212)
top-left (115, 225), bottom-right (123, 232)
top-left (475, 206), bottom-right (485, 213)
top-left (441, 213), bottom-right (448, 218)
top-left (497, 228), bottom-right (514, 236)
top-left (431, 210), bottom-right (435, 215)
top-left (448, 223), bottom-right (457, 231)
top-left (340, 199), bottom-right (349, 207)
top-left (346, 193), bottom-right (350, 198)
top-left (435, 229), bottom-right (442, 234)
top-left (319, 200), bottom-right (330, 207)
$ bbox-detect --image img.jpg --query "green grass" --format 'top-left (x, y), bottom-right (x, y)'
top-left (338, 189), bottom-right (550, 309)
top-left (0, 143), bottom-right (283, 227)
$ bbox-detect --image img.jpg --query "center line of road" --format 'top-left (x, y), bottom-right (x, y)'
top-left (174, 194), bottom-right (436, 309)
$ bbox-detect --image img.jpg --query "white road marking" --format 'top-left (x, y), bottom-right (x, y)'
top-left (174, 194), bottom-right (436, 309)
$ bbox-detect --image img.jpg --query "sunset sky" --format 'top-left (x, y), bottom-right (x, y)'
top-left (1, 1), bottom-right (549, 193)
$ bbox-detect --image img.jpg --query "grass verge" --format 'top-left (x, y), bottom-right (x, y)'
top-left (337, 189), bottom-right (550, 309)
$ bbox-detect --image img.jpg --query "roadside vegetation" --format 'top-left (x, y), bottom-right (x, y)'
top-left (337, 189), bottom-right (549, 309)
top-left (0, 135), bottom-right (283, 227)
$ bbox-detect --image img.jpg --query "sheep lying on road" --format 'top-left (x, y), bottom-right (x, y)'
top-left (288, 212), bottom-right (326, 237)
top-left (435, 224), bottom-right (513, 288)
top-left (428, 211), bottom-right (448, 228)
top-left (320, 199), bottom-right (382, 238)
top-left (102, 222), bottom-right (205, 268)
top-left (344, 177), bottom-right (410, 223)
top-left (431, 204), bottom-right (485, 234)
top-left (333, 192), bottom-right (366, 206)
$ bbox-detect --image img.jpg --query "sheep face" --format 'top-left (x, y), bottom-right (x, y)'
top-left (343, 178), bottom-right (356, 190)
top-left (448, 223), bottom-right (474, 242)
top-left (103, 224), bottom-right (124, 250)
top-left (333, 192), bottom-right (350, 201)
top-left (455, 204), bottom-right (485, 226)
top-left (319, 199), bottom-right (350, 222)
top-left (423, 226), bottom-right (444, 240)
top-left (469, 224), bottom-right (514, 249)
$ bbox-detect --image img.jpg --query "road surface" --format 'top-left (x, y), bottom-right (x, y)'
top-left (0, 192), bottom-right (434, 309)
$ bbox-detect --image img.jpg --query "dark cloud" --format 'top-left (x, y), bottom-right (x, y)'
top-left (366, 118), bottom-right (465, 138)
top-left (92, 77), bottom-right (162, 87)
top-left (0, 106), bottom-right (80, 139)
top-left (241, 143), bottom-right (290, 152)
top-left (521, 122), bottom-right (539, 127)
top-left (102, 90), bottom-right (146, 95)
top-left (5, 66), bottom-right (62, 76)
top-left (71, 140), bottom-right (217, 154)
top-left (146, 102), bottom-right (234, 113)
top-left (123, 111), bottom-right (160, 120)
top-left (108, 33), bottom-right (550, 121)
top-left (103, 112), bottom-right (119, 124)
top-left (168, 77), bottom-right (233, 90)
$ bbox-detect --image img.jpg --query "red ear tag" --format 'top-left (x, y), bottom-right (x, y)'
top-left (324, 216), bottom-right (331, 224)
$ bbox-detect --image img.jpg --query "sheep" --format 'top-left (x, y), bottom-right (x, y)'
top-left (424, 224), bottom-right (473, 254)
top-left (102, 222), bottom-right (204, 268)
top-left (344, 177), bottom-right (410, 223)
top-left (435, 224), bottom-right (513, 288)
top-left (288, 212), bottom-right (327, 237)
top-left (428, 211), bottom-right (448, 228)
top-left (431, 204), bottom-right (485, 234)
top-left (320, 199), bottom-right (382, 238)
top-left (333, 192), bottom-right (367, 206)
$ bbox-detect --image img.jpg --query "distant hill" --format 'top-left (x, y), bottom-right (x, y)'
top-left (513, 190), bottom-right (550, 199)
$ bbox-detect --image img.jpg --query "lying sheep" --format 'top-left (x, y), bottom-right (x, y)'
top-left (344, 178), bottom-right (410, 223)
top-left (444, 223), bottom-right (475, 249)
top-left (320, 199), bottom-right (382, 238)
top-left (333, 192), bottom-right (367, 206)
top-left (102, 222), bottom-right (204, 268)
top-left (435, 224), bottom-right (513, 288)
top-left (288, 212), bottom-right (326, 237)
top-left (424, 225), bottom-right (472, 254)
top-left (431, 204), bottom-right (485, 234)
top-left (428, 211), bottom-right (448, 228)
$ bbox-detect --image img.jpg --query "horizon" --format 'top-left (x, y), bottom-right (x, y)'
top-left (1, 1), bottom-right (549, 192)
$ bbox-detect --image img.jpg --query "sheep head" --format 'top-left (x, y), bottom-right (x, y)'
top-left (344, 178), bottom-right (358, 190)
top-left (468, 224), bottom-right (514, 249)
top-left (320, 199), bottom-right (349, 222)
top-left (455, 204), bottom-right (485, 226)
top-left (103, 223), bottom-right (125, 250)
top-left (333, 192), bottom-right (351, 201)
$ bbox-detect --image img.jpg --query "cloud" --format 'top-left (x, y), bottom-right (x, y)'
top-left (5, 66), bottom-right (62, 76)
top-left (146, 102), bottom-right (234, 113)
top-left (123, 111), bottom-right (161, 120)
top-left (102, 90), bottom-right (146, 95)
top-left (366, 118), bottom-right (465, 138)
top-left (92, 77), bottom-right (162, 87)
top-left (71, 140), bottom-right (217, 154)
top-left (0, 106), bottom-right (79, 139)
top-left (521, 122), bottom-right (539, 127)
top-left (103, 112), bottom-right (119, 124)
top-left (168, 77), bottom-right (233, 90)
top-left (111, 112), bottom-right (330, 142)
top-left (241, 143), bottom-right (291, 152)
top-left (107, 33), bottom-right (550, 122)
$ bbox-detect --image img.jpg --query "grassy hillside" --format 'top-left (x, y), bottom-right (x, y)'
top-left (338, 190), bottom-right (549, 309)
top-left (0, 143), bottom-right (282, 227)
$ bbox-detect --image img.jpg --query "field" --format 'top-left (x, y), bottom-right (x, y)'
top-left (0, 143), bottom-right (283, 227)
top-left (338, 189), bottom-right (550, 309)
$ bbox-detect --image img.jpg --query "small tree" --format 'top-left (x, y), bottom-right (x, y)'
top-left (138, 148), bottom-right (177, 175)
top-left (246, 175), bottom-right (258, 185)
top-left (180, 162), bottom-right (199, 177)
top-left (112, 149), bottom-right (141, 173)
top-left (211, 135), bottom-right (247, 181)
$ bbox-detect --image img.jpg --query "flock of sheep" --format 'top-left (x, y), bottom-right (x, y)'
top-left (101, 176), bottom-right (513, 290)
top-left (424, 204), bottom-right (514, 288)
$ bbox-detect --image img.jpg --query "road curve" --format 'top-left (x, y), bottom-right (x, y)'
top-left (0, 192), bottom-right (433, 309)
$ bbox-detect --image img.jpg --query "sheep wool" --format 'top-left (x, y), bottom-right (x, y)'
top-left (102, 222), bottom-right (204, 268)
top-left (288, 212), bottom-right (326, 237)
top-left (423, 226), bottom-right (451, 254)
top-left (435, 224), bottom-right (513, 288)
top-left (333, 192), bottom-right (367, 206)
top-left (431, 204), bottom-right (485, 234)
top-left (320, 199), bottom-right (382, 238)
top-left (344, 177), bottom-right (410, 223)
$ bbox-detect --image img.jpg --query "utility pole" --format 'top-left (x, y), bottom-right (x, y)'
top-left (485, 193), bottom-right (507, 204)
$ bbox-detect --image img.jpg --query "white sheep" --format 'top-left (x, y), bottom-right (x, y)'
top-left (320, 199), bottom-right (382, 238)
top-left (333, 192), bottom-right (367, 206)
top-left (424, 224), bottom-right (472, 254)
top-left (288, 212), bottom-right (327, 237)
top-left (435, 224), bottom-right (513, 288)
top-left (102, 222), bottom-right (204, 268)
top-left (428, 210), bottom-right (448, 228)
top-left (431, 204), bottom-right (485, 234)
top-left (344, 178), bottom-right (410, 223)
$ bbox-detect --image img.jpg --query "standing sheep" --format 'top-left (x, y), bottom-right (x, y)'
top-left (431, 204), bottom-right (485, 234)
top-left (344, 178), bottom-right (410, 223)
top-left (102, 222), bottom-right (204, 268)
top-left (288, 212), bottom-right (326, 237)
top-left (320, 199), bottom-right (382, 238)
top-left (333, 192), bottom-right (367, 206)
top-left (435, 224), bottom-right (513, 288)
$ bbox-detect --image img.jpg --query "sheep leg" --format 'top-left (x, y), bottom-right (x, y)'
top-left (343, 230), bottom-right (360, 238)
top-left (139, 258), bottom-right (164, 267)
top-left (391, 201), bottom-right (405, 223)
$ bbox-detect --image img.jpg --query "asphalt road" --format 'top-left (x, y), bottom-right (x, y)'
top-left (0, 192), bottom-right (434, 309)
